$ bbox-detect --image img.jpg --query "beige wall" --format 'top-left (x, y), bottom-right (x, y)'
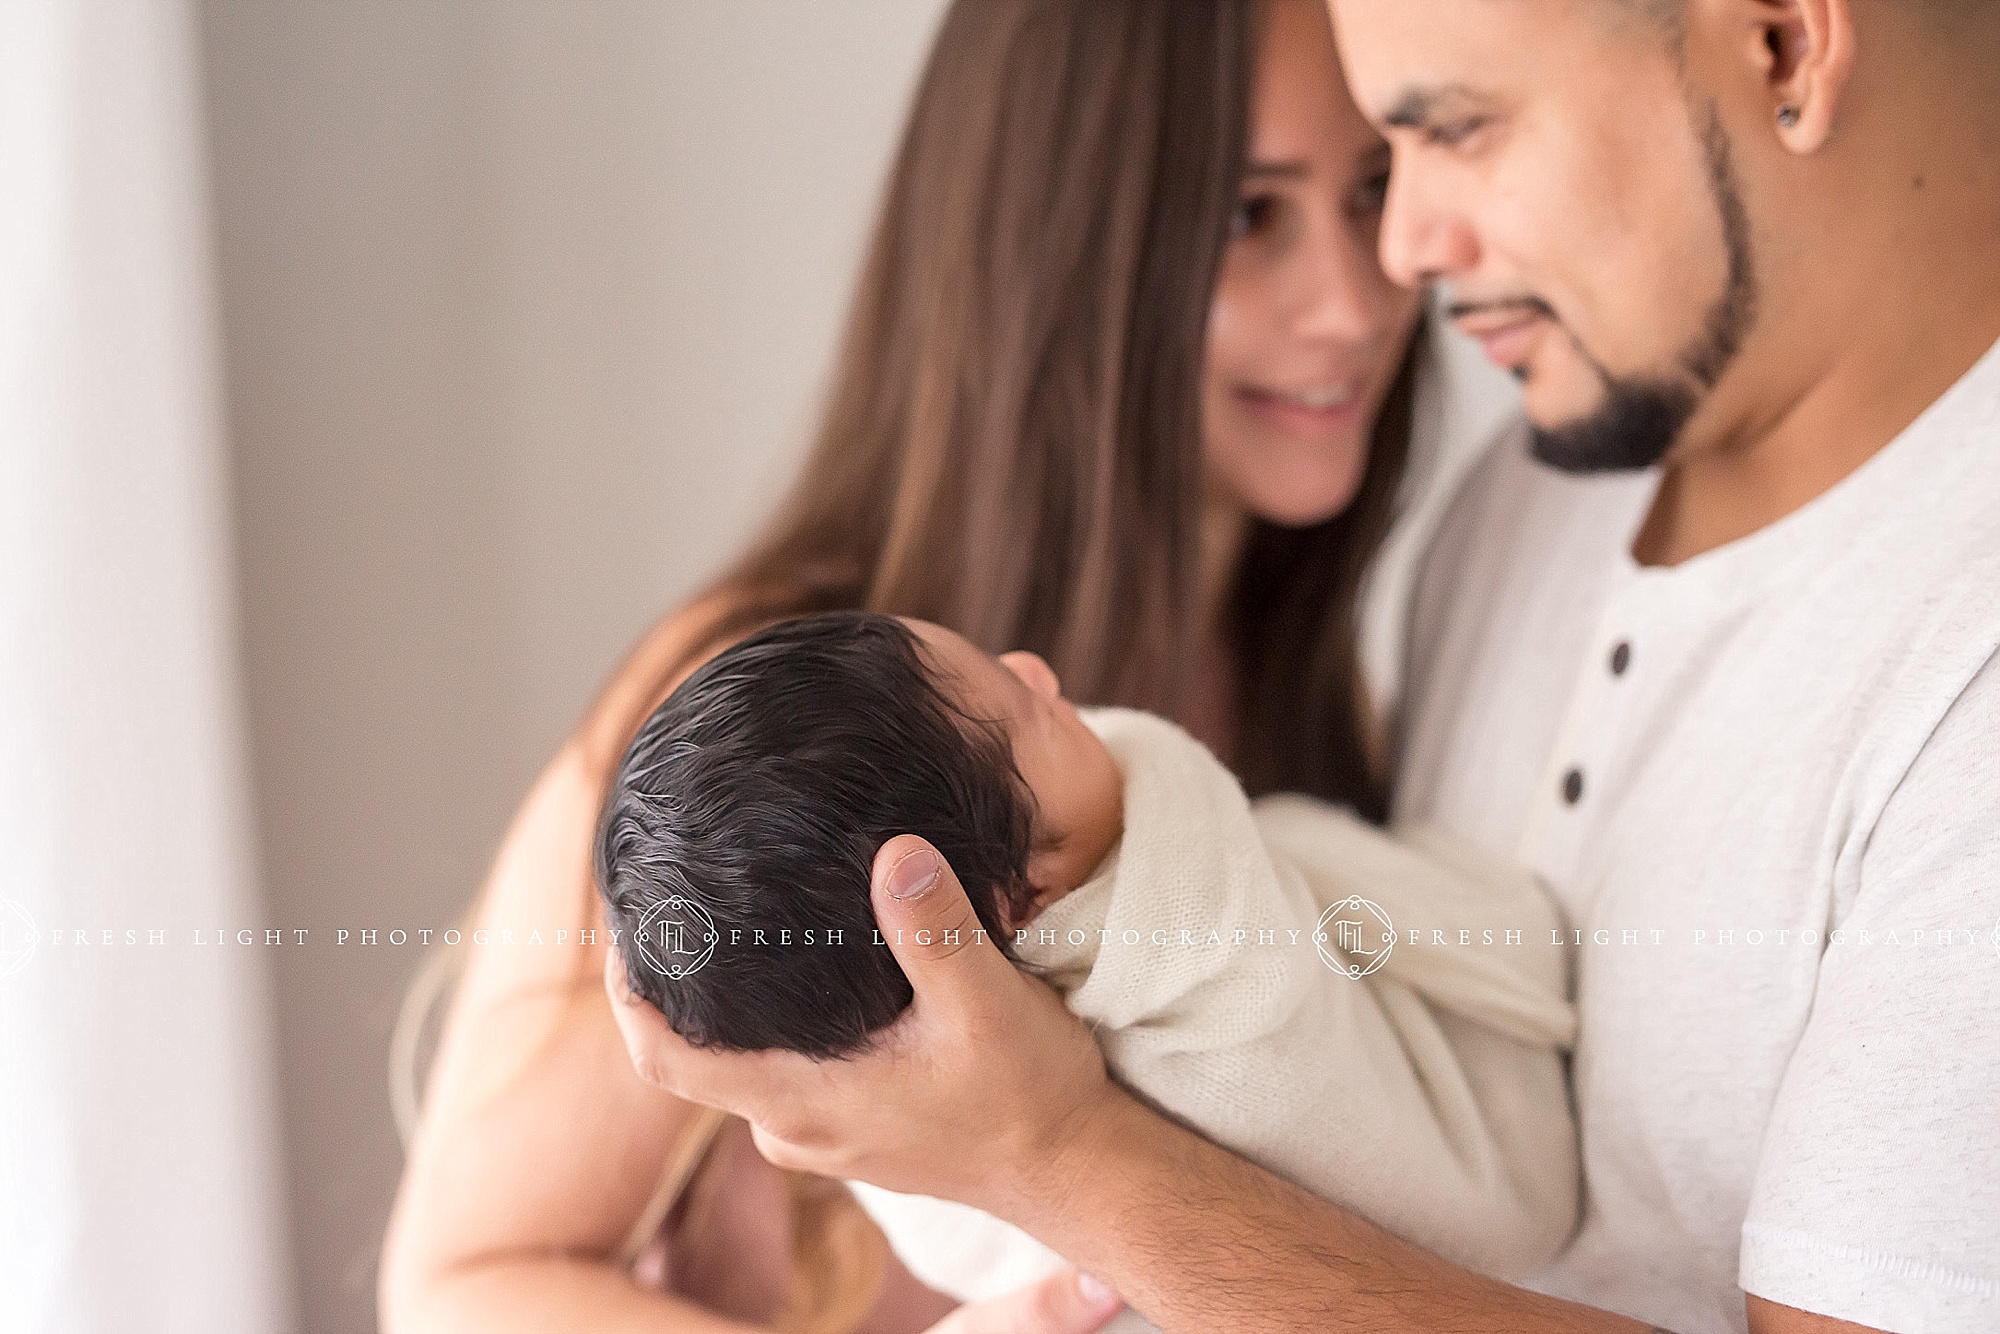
top-left (200, 3), bottom-right (947, 1328)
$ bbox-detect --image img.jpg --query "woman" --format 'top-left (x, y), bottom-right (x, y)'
top-left (380, 0), bottom-right (1426, 1329)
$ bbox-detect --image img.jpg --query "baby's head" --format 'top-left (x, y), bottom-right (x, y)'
top-left (596, 610), bottom-right (1121, 1058)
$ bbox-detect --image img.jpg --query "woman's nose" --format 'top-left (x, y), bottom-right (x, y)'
top-left (1289, 222), bottom-right (1401, 348)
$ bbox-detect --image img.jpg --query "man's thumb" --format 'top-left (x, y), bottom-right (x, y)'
top-left (871, 834), bottom-right (1013, 979)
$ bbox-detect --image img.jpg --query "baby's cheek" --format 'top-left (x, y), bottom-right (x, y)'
top-left (1057, 727), bottom-right (1127, 889)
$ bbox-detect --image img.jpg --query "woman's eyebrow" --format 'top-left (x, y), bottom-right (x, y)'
top-left (1242, 159), bottom-right (1310, 180)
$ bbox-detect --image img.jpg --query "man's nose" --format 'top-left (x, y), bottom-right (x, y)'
top-left (1378, 160), bottom-right (1478, 289)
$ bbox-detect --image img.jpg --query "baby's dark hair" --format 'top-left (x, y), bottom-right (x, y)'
top-left (596, 610), bottom-right (1037, 1058)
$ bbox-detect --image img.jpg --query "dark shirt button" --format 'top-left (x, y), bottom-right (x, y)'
top-left (1561, 767), bottom-right (1585, 805)
top-left (1610, 640), bottom-right (1632, 676)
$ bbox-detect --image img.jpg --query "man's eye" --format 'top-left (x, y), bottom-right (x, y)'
top-left (1228, 195), bottom-right (1277, 239)
top-left (1426, 116), bottom-right (1489, 149)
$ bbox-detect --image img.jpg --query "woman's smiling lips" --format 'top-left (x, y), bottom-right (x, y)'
top-left (1235, 381), bottom-right (1365, 440)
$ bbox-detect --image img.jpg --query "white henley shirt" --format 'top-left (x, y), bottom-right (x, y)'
top-left (1393, 336), bottom-right (2000, 1334)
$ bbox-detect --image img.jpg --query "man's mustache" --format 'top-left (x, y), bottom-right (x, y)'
top-left (1444, 295), bottom-right (1558, 322)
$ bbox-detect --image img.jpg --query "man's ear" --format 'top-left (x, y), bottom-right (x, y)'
top-left (1722, 0), bottom-right (1857, 153)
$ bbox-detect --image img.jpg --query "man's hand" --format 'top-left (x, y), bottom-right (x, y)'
top-left (605, 834), bottom-right (1115, 1216)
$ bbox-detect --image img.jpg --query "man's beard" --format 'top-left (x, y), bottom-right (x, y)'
top-left (1529, 104), bottom-right (1758, 474)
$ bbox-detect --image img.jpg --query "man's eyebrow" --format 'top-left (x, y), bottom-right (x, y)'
top-left (1379, 84), bottom-right (1482, 130)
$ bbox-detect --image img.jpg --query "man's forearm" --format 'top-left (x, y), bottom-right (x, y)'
top-left (1002, 1089), bottom-right (1652, 1334)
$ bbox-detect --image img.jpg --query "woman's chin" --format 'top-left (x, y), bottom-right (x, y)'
top-left (1242, 478), bottom-right (1364, 529)
top-left (1209, 437), bottom-right (1367, 529)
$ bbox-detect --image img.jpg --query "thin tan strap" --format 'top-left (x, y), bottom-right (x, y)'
top-left (388, 906), bottom-right (476, 1153)
top-left (776, 1173), bottom-right (890, 1334)
top-left (615, 1104), bottom-right (731, 1268)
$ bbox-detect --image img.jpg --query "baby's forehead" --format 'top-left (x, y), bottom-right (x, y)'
top-left (900, 618), bottom-right (1026, 716)
top-left (900, 616), bottom-right (986, 667)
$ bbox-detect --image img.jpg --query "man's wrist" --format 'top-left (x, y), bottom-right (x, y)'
top-left (984, 1077), bottom-right (1142, 1233)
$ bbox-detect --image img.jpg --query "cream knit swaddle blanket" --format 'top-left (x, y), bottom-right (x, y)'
top-left (850, 708), bottom-right (1579, 1327)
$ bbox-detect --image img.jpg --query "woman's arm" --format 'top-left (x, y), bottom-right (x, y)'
top-left (378, 747), bottom-right (767, 1331)
top-left (379, 599), bottom-right (780, 1333)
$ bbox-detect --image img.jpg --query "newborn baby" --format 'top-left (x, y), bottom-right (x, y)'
top-left (598, 610), bottom-right (1579, 1321)
top-left (597, 608), bottom-right (1119, 1056)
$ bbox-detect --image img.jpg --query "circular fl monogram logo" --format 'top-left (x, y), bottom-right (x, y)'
top-left (635, 894), bottom-right (718, 980)
top-left (1315, 895), bottom-right (1395, 979)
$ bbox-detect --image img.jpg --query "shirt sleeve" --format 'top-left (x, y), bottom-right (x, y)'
top-left (1738, 650), bottom-right (2000, 1332)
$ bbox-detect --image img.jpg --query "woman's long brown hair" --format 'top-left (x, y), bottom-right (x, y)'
top-left (410, 3), bottom-right (1419, 1287)
top-left (684, 0), bottom-right (1415, 819)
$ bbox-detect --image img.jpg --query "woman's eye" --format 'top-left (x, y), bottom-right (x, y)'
top-left (1348, 171), bottom-right (1391, 217)
top-left (1228, 194), bottom-right (1277, 240)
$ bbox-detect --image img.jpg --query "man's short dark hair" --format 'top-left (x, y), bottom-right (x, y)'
top-left (596, 611), bottom-right (1037, 1058)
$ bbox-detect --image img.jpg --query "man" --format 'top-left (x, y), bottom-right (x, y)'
top-left (609, 1), bottom-right (2000, 1330)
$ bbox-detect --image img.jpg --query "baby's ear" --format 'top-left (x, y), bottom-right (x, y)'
top-left (1007, 864), bottom-right (1063, 931)
top-left (998, 650), bottom-right (1062, 700)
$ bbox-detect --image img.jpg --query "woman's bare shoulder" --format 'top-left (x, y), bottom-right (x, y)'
top-left (571, 589), bottom-right (758, 779)
top-left (441, 584), bottom-right (795, 1040)
top-left (455, 588), bottom-right (757, 1003)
